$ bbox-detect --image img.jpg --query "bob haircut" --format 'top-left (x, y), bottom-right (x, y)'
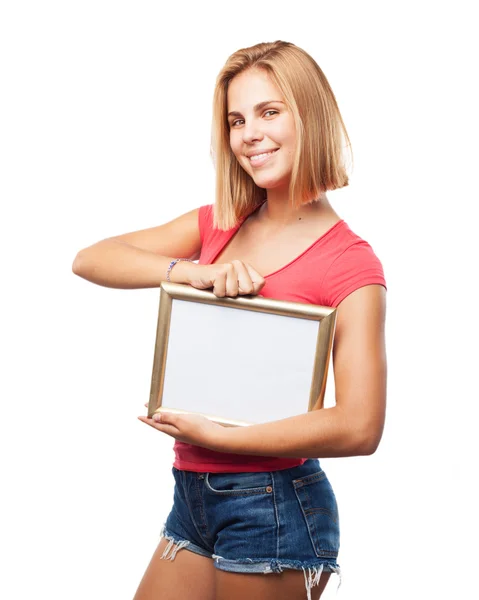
top-left (211, 40), bottom-right (352, 231)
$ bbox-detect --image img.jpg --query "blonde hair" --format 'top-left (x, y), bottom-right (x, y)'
top-left (211, 40), bottom-right (352, 230)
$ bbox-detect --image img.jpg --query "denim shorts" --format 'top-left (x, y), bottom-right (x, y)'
top-left (160, 458), bottom-right (341, 596)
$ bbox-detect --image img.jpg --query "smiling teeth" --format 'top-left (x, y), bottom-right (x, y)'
top-left (249, 150), bottom-right (277, 162)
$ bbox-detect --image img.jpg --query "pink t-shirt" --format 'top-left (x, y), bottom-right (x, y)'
top-left (173, 204), bottom-right (387, 473)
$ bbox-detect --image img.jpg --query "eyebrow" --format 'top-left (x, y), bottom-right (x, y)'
top-left (227, 100), bottom-right (285, 119)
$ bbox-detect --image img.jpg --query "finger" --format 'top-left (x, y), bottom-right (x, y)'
top-left (137, 416), bottom-right (179, 435)
top-left (244, 263), bottom-right (266, 295)
top-left (138, 416), bottom-right (163, 430)
top-left (153, 411), bottom-right (178, 425)
top-left (232, 260), bottom-right (255, 295)
top-left (212, 268), bottom-right (227, 298)
top-left (224, 263), bottom-right (239, 297)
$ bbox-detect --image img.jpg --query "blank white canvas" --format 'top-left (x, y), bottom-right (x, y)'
top-left (162, 299), bottom-right (320, 424)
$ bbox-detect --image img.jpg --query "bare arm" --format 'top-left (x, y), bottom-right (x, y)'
top-left (72, 208), bottom-right (266, 296)
top-left (71, 208), bottom-right (202, 289)
top-left (210, 284), bottom-right (387, 458)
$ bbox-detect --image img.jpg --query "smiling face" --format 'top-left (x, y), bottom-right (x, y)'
top-left (227, 68), bottom-right (297, 192)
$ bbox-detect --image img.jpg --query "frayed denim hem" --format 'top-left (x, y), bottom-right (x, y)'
top-left (159, 524), bottom-right (342, 599)
top-left (159, 524), bottom-right (212, 560)
top-left (212, 556), bottom-right (342, 599)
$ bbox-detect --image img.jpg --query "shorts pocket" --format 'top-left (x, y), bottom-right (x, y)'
top-left (292, 469), bottom-right (340, 558)
top-left (205, 471), bottom-right (273, 496)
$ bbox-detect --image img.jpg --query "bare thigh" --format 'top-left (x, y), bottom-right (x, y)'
top-left (133, 538), bottom-right (216, 600)
top-left (215, 569), bottom-right (331, 600)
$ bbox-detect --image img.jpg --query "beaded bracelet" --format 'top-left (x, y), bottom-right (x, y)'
top-left (166, 258), bottom-right (193, 283)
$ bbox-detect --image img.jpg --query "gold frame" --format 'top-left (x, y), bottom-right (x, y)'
top-left (148, 282), bottom-right (337, 427)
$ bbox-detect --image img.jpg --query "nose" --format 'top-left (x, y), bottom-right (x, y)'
top-left (242, 119), bottom-right (264, 144)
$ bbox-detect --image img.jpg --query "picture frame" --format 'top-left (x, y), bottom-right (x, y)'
top-left (147, 282), bottom-right (337, 427)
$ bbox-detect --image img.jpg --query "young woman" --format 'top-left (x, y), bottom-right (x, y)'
top-left (73, 41), bottom-right (387, 600)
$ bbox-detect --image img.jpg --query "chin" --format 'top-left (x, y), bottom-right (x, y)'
top-left (253, 174), bottom-right (290, 190)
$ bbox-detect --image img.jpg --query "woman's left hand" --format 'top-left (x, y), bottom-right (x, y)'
top-left (138, 410), bottom-right (227, 450)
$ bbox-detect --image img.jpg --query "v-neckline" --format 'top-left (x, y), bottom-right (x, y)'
top-left (207, 203), bottom-right (345, 279)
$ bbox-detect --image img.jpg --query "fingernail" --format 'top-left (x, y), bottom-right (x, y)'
top-left (152, 414), bottom-right (162, 422)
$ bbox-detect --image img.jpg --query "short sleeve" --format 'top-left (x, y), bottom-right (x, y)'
top-left (198, 204), bottom-right (214, 245)
top-left (322, 241), bottom-right (387, 307)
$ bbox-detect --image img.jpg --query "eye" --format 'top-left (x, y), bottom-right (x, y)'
top-left (230, 110), bottom-right (278, 128)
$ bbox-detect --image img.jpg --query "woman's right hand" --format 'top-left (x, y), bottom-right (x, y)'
top-left (185, 261), bottom-right (265, 298)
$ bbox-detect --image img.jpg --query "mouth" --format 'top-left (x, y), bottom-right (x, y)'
top-left (247, 148), bottom-right (279, 167)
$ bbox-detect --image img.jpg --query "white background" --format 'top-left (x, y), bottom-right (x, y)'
top-left (1, 1), bottom-right (477, 598)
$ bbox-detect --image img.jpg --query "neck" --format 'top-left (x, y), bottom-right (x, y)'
top-left (259, 189), bottom-right (333, 225)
